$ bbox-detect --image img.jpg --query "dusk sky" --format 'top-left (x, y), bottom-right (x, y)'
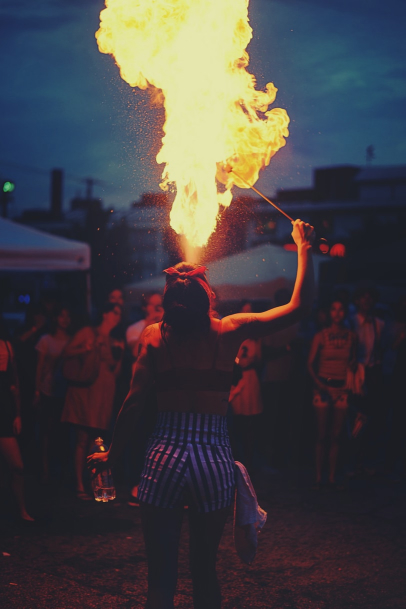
top-left (1, 0), bottom-right (405, 218)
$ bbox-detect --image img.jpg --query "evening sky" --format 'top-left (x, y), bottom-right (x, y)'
top-left (0, 0), bottom-right (405, 216)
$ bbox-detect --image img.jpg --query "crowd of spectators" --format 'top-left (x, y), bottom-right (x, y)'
top-left (0, 283), bottom-right (405, 521)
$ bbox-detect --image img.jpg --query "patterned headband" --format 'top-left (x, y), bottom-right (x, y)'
top-left (163, 265), bottom-right (211, 299)
top-left (163, 265), bottom-right (207, 280)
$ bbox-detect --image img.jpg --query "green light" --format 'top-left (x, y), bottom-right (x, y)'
top-left (3, 181), bottom-right (15, 193)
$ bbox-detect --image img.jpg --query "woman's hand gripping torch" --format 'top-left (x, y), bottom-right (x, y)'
top-left (224, 164), bottom-right (329, 254)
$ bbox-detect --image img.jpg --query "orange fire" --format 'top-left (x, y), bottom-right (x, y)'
top-left (96, 0), bottom-right (290, 248)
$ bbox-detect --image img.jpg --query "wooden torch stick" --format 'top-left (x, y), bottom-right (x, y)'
top-left (228, 166), bottom-right (329, 253)
top-left (229, 168), bottom-right (294, 223)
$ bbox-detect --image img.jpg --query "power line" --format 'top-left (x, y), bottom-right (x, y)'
top-left (0, 159), bottom-right (109, 189)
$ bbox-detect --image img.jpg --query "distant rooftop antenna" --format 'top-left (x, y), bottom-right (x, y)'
top-left (366, 145), bottom-right (375, 166)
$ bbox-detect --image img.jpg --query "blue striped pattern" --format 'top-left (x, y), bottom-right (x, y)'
top-left (137, 412), bottom-right (235, 512)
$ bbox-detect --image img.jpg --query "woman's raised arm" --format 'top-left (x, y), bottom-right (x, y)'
top-left (222, 220), bottom-right (315, 343)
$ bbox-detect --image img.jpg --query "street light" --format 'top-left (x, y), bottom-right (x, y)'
top-left (2, 181), bottom-right (15, 193)
top-left (1, 179), bottom-right (15, 217)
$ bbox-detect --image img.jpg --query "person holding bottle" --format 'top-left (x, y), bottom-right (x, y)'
top-left (88, 220), bottom-right (315, 609)
top-left (62, 303), bottom-right (123, 500)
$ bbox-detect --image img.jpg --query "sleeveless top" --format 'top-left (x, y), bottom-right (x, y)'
top-left (318, 327), bottom-right (354, 380)
top-left (155, 320), bottom-right (233, 405)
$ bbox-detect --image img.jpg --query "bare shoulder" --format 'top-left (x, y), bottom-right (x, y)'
top-left (136, 323), bottom-right (162, 361)
top-left (138, 323), bottom-right (161, 347)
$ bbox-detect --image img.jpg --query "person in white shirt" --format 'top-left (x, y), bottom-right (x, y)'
top-left (126, 293), bottom-right (164, 366)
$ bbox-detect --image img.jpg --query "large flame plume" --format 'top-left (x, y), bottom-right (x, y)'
top-left (96, 0), bottom-right (290, 248)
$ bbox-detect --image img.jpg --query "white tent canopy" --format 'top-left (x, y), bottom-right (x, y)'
top-left (0, 218), bottom-right (90, 271)
top-left (126, 242), bottom-right (325, 304)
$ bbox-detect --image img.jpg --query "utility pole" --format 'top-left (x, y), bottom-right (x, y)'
top-left (85, 178), bottom-right (94, 200)
top-left (50, 168), bottom-right (63, 219)
top-left (366, 145), bottom-right (375, 166)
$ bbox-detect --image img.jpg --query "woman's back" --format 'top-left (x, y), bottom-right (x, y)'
top-left (151, 318), bottom-right (234, 416)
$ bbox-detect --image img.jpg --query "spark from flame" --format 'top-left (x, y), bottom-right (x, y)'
top-left (96, 0), bottom-right (290, 248)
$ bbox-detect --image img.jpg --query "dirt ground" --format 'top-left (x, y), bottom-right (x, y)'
top-left (1, 470), bottom-right (405, 609)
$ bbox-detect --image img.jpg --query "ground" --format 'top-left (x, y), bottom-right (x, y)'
top-left (1, 470), bottom-right (405, 609)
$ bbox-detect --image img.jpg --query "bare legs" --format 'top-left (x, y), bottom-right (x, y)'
top-left (141, 504), bottom-right (184, 609)
top-left (314, 403), bottom-right (348, 485)
top-left (140, 503), bottom-right (229, 609)
top-left (0, 437), bottom-right (34, 521)
top-left (188, 507), bottom-right (229, 609)
top-left (328, 408), bottom-right (347, 483)
top-left (314, 406), bottom-right (328, 484)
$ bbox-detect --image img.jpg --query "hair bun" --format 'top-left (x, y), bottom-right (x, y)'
top-left (162, 263), bottom-right (211, 336)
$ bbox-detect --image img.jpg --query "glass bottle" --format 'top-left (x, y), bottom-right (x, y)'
top-left (89, 437), bottom-right (116, 502)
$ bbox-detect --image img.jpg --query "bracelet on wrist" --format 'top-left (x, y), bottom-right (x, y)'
top-left (298, 243), bottom-right (313, 252)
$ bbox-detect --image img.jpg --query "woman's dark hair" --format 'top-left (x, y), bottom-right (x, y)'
top-left (95, 302), bottom-right (122, 326)
top-left (49, 304), bottom-right (71, 336)
top-left (353, 286), bottom-right (379, 304)
top-left (162, 263), bottom-right (212, 337)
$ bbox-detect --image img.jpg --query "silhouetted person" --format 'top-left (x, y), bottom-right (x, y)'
top-left (352, 287), bottom-right (385, 472)
top-left (308, 299), bottom-right (357, 488)
top-left (229, 301), bottom-right (263, 475)
top-left (261, 289), bottom-right (300, 467)
top-left (0, 317), bottom-right (34, 521)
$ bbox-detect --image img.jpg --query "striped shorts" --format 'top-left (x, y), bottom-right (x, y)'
top-left (137, 411), bottom-right (235, 513)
